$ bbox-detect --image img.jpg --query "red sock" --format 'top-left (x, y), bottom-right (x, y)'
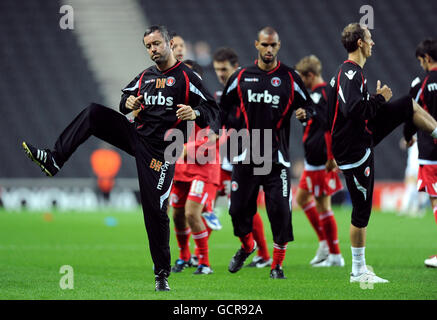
top-left (175, 227), bottom-right (191, 261)
top-left (303, 201), bottom-right (326, 241)
top-left (433, 206), bottom-right (437, 225)
top-left (201, 217), bottom-right (213, 239)
top-left (193, 230), bottom-right (210, 266)
top-left (271, 243), bottom-right (287, 269)
top-left (320, 210), bottom-right (340, 254)
top-left (239, 232), bottom-right (255, 253)
top-left (252, 212), bottom-right (270, 260)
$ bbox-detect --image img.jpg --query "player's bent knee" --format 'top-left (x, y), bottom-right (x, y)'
top-left (351, 215), bottom-right (369, 228)
top-left (87, 103), bottom-right (107, 120)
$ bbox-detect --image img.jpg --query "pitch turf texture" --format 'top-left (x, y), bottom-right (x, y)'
top-left (0, 205), bottom-right (436, 300)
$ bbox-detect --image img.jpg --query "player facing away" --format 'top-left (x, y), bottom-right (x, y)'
top-left (327, 23), bottom-right (437, 284)
top-left (212, 47), bottom-right (272, 268)
top-left (220, 27), bottom-right (311, 279)
top-left (405, 38), bottom-right (437, 268)
top-left (294, 55), bottom-right (345, 267)
top-left (21, 25), bottom-right (220, 291)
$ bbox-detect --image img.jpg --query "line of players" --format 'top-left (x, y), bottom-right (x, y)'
top-left (166, 26), bottom-right (437, 280)
top-left (165, 30), bottom-right (345, 278)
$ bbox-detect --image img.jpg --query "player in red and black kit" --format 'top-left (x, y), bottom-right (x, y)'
top-left (294, 55), bottom-right (344, 267)
top-left (212, 47), bottom-right (272, 268)
top-left (405, 38), bottom-right (437, 268)
top-left (220, 27), bottom-right (311, 279)
top-left (327, 23), bottom-right (437, 284)
top-left (22, 26), bottom-right (220, 291)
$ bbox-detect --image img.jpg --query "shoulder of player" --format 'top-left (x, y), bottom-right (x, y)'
top-left (410, 76), bottom-right (422, 88)
top-left (339, 62), bottom-right (363, 82)
top-left (311, 83), bottom-right (328, 94)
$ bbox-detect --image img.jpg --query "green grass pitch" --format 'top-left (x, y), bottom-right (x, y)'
top-left (0, 205), bottom-right (436, 300)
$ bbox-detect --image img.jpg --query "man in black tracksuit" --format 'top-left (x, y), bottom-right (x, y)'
top-left (22, 25), bottom-right (220, 291)
top-left (220, 26), bottom-right (311, 279)
top-left (327, 23), bottom-right (437, 284)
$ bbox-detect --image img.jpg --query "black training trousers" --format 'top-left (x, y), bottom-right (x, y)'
top-left (342, 95), bottom-right (414, 228)
top-left (52, 103), bottom-right (174, 275)
top-left (229, 163), bottom-right (294, 244)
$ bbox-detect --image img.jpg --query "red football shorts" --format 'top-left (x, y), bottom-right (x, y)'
top-left (417, 164), bottom-right (437, 196)
top-left (170, 179), bottom-right (218, 211)
top-left (298, 169), bottom-right (343, 197)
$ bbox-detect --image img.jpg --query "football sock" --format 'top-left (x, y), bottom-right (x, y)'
top-left (320, 210), bottom-right (341, 254)
top-left (239, 232), bottom-right (255, 253)
top-left (175, 227), bottom-right (191, 261)
top-left (201, 217), bottom-right (213, 239)
top-left (252, 212), bottom-right (270, 260)
top-left (271, 243), bottom-right (287, 269)
top-left (351, 247), bottom-right (367, 276)
top-left (192, 230), bottom-right (210, 266)
top-left (303, 201), bottom-right (326, 241)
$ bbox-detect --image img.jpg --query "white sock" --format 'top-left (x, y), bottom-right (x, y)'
top-left (351, 247), bottom-right (367, 276)
top-left (431, 128), bottom-right (437, 139)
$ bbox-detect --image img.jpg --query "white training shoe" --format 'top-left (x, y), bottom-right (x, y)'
top-left (424, 255), bottom-right (437, 268)
top-left (350, 270), bottom-right (389, 284)
top-left (313, 254), bottom-right (345, 267)
top-left (310, 241), bottom-right (329, 265)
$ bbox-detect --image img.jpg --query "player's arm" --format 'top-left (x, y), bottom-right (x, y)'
top-left (178, 72), bottom-right (221, 134)
top-left (219, 73), bottom-right (241, 129)
top-left (119, 71), bottom-right (145, 114)
top-left (340, 73), bottom-right (388, 120)
top-left (291, 70), bottom-right (312, 117)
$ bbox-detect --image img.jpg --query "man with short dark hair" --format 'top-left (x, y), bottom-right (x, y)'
top-left (212, 47), bottom-right (273, 269)
top-left (22, 25), bottom-right (220, 291)
top-left (220, 27), bottom-right (311, 279)
top-left (407, 38), bottom-right (437, 268)
top-left (327, 23), bottom-right (437, 283)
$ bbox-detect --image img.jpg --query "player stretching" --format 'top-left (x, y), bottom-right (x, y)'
top-left (327, 23), bottom-right (437, 284)
top-left (212, 47), bottom-right (272, 268)
top-left (220, 27), bottom-right (311, 279)
top-left (294, 55), bottom-right (345, 267)
top-left (22, 25), bottom-right (220, 291)
top-left (406, 38), bottom-right (437, 268)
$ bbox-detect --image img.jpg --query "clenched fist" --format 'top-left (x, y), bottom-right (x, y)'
top-left (176, 104), bottom-right (196, 120)
top-left (376, 80), bottom-right (392, 102)
top-left (125, 95), bottom-right (144, 110)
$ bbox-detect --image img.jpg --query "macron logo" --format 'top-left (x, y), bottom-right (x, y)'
top-left (345, 70), bottom-right (357, 80)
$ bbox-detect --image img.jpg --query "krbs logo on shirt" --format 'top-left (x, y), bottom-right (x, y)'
top-left (247, 89), bottom-right (280, 104)
top-left (271, 77), bottom-right (281, 87)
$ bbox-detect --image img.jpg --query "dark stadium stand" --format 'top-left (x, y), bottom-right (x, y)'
top-left (0, 0), bottom-right (136, 178)
top-left (1, 0), bottom-right (436, 179)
